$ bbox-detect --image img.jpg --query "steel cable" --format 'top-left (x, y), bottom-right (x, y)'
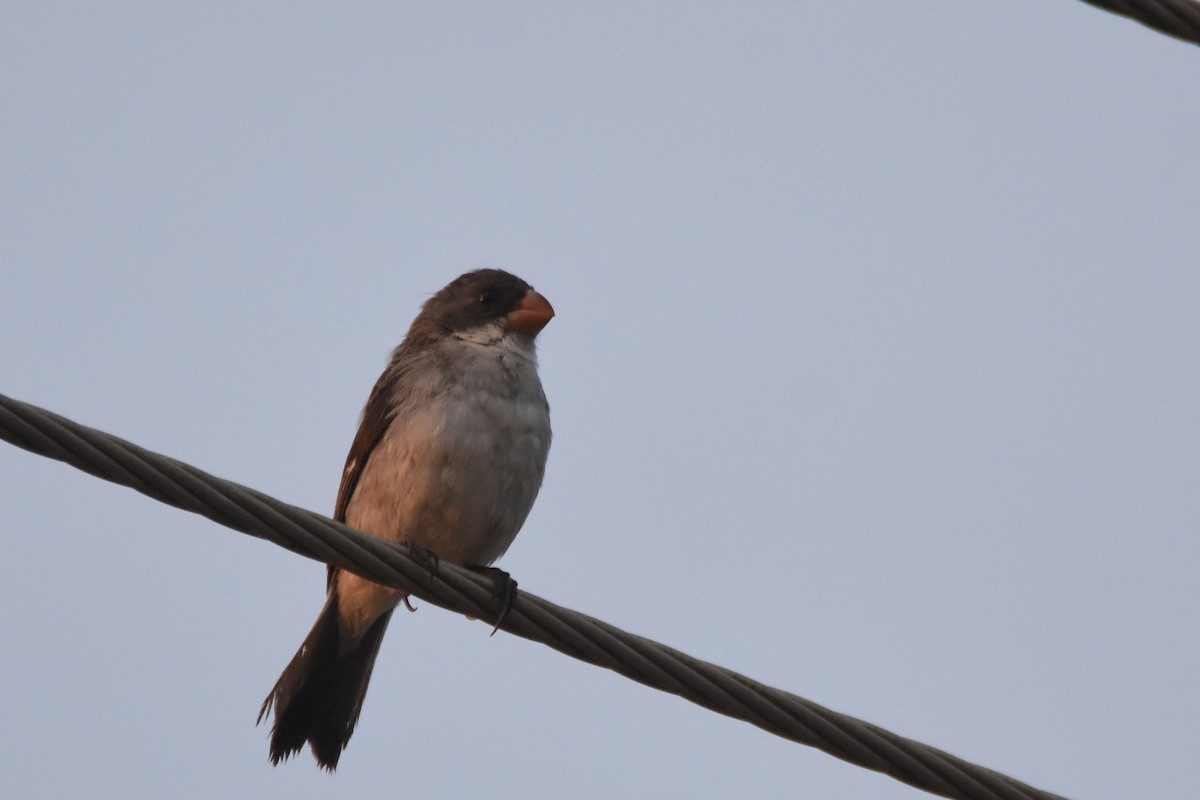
top-left (1080, 0), bottom-right (1200, 46)
top-left (0, 393), bottom-right (1069, 800)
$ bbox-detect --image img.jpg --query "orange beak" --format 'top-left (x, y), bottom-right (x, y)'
top-left (505, 290), bottom-right (555, 337)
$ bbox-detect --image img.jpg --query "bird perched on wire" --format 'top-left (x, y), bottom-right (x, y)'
top-left (258, 269), bottom-right (554, 770)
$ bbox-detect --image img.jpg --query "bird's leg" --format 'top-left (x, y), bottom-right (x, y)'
top-left (467, 566), bottom-right (519, 636)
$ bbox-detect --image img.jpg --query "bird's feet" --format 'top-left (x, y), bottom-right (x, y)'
top-left (401, 541), bottom-right (441, 611)
top-left (404, 540), bottom-right (440, 577)
top-left (467, 566), bottom-right (519, 636)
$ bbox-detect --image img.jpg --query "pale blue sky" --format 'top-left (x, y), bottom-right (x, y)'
top-left (2, 4), bottom-right (1198, 799)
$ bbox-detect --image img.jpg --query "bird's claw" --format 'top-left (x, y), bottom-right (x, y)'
top-left (404, 540), bottom-right (440, 580)
top-left (468, 566), bottom-right (518, 636)
top-left (399, 541), bottom-right (440, 612)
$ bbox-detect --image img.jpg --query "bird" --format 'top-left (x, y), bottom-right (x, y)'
top-left (258, 269), bottom-right (554, 770)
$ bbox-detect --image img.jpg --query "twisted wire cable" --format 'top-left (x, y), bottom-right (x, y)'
top-left (0, 393), bottom-right (1068, 800)
top-left (1079, 0), bottom-right (1200, 46)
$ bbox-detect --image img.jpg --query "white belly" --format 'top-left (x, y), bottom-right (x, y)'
top-left (349, 393), bottom-right (548, 562)
top-left (336, 333), bottom-right (550, 636)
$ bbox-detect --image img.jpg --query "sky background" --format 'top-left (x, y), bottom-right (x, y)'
top-left (2, 3), bottom-right (1198, 799)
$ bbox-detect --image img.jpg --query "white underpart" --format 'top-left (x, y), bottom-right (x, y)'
top-left (337, 322), bottom-right (550, 637)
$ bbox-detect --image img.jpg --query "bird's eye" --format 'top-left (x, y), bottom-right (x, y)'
top-left (478, 289), bottom-right (497, 306)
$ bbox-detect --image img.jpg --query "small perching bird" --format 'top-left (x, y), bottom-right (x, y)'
top-left (258, 269), bottom-right (554, 770)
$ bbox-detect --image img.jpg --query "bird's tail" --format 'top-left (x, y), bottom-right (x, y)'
top-left (258, 593), bottom-right (393, 771)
